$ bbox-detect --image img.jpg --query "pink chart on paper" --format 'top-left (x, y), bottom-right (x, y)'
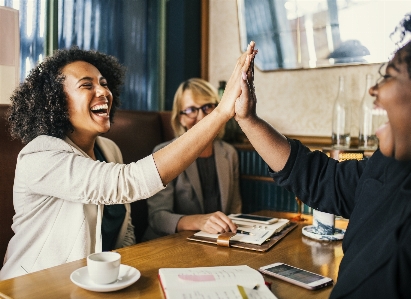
top-left (178, 274), bottom-right (216, 282)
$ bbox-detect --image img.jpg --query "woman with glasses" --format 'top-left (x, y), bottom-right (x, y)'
top-left (235, 15), bottom-right (411, 298)
top-left (143, 78), bottom-right (242, 240)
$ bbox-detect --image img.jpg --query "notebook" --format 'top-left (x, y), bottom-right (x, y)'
top-left (187, 219), bottom-right (297, 252)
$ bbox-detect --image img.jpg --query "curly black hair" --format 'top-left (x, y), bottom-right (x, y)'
top-left (7, 47), bottom-right (125, 144)
top-left (392, 13), bottom-right (411, 78)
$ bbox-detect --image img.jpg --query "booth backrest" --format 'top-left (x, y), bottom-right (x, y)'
top-left (103, 110), bottom-right (174, 164)
top-left (0, 105), bottom-right (24, 268)
top-left (102, 110), bottom-right (174, 242)
top-left (0, 104), bottom-right (173, 267)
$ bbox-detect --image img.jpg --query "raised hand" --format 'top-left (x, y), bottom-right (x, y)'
top-left (234, 44), bottom-right (291, 173)
top-left (245, 44), bottom-right (257, 101)
top-left (235, 44), bottom-right (258, 121)
top-left (216, 41), bottom-right (256, 120)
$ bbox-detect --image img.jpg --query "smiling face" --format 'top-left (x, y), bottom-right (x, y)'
top-left (62, 61), bottom-right (113, 140)
top-left (179, 89), bottom-right (216, 130)
top-left (370, 47), bottom-right (411, 160)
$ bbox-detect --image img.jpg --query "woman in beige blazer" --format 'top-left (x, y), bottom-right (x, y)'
top-left (144, 79), bottom-right (242, 241)
top-left (1, 44), bottom-right (256, 280)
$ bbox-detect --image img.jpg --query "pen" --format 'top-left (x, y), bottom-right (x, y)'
top-left (237, 230), bottom-right (255, 236)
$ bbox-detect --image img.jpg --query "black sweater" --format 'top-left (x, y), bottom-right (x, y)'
top-left (269, 139), bottom-right (411, 298)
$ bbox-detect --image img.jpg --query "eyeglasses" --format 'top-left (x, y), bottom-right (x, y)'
top-left (180, 103), bottom-right (217, 119)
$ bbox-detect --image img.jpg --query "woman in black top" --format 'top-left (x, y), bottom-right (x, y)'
top-left (235, 14), bottom-right (411, 298)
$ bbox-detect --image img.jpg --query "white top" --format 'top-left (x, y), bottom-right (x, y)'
top-left (0, 135), bottom-right (164, 280)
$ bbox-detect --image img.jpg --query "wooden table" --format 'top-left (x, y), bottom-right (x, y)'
top-left (0, 211), bottom-right (347, 299)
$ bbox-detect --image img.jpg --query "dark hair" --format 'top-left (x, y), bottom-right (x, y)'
top-left (392, 13), bottom-right (411, 78)
top-left (7, 47), bottom-right (125, 144)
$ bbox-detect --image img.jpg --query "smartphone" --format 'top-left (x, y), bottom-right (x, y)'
top-left (229, 214), bottom-right (278, 225)
top-left (259, 263), bottom-right (333, 290)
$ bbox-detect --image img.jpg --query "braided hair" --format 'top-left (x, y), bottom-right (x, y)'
top-left (7, 47), bottom-right (125, 144)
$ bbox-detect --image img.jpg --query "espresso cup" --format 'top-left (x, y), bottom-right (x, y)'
top-left (313, 209), bottom-right (335, 235)
top-left (87, 252), bottom-right (121, 284)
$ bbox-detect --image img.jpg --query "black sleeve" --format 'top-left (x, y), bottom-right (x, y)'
top-left (269, 138), bottom-right (367, 218)
top-left (397, 213), bottom-right (411, 298)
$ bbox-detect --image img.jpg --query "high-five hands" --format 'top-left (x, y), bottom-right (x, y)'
top-left (235, 41), bottom-right (258, 121)
top-left (217, 41), bottom-right (257, 120)
top-left (234, 42), bottom-right (291, 173)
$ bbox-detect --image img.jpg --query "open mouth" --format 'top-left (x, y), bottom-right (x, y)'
top-left (90, 103), bottom-right (109, 116)
top-left (374, 107), bottom-right (389, 136)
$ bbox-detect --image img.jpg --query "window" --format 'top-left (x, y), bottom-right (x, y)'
top-left (0, 0), bottom-right (164, 110)
top-left (238, 0), bottom-right (411, 70)
top-left (1, 0), bottom-right (46, 79)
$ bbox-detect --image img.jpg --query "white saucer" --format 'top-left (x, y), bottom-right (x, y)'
top-left (70, 264), bottom-right (140, 292)
top-left (302, 225), bottom-right (345, 241)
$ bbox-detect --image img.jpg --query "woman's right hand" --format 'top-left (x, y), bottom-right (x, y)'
top-left (217, 41), bottom-right (256, 121)
top-left (177, 211), bottom-right (237, 234)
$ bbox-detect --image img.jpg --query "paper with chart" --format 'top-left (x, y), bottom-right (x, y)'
top-left (158, 265), bottom-right (277, 299)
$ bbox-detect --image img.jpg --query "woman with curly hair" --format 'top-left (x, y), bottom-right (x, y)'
top-left (235, 15), bottom-right (411, 298)
top-left (143, 78), bottom-right (242, 241)
top-left (0, 42), bottom-right (256, 280)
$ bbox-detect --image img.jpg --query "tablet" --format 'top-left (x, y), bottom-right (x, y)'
top-left (229, 214), bottom-right (278, 225)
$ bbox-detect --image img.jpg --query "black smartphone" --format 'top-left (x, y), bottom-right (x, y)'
top-left (259, 263), bottom-right (333, 290)
top-left (229, 214), bottom-right (278, 225)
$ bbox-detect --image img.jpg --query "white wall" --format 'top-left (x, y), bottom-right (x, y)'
top-left (208, 0), bottom-right (381, 137)
top-left (0, 7), bottom-right (19, 105)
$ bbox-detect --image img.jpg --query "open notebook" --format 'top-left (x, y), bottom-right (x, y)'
top-left (188, 217), bottom-right (297, 252)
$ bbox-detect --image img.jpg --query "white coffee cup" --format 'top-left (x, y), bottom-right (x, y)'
top-left (313, 209), bottom-right (335, 235)
top-left (87, 252), bottom-right (121, 284)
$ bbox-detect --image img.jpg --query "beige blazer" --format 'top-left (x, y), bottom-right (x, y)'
top-left (0, 135), bottom-right (163, 280)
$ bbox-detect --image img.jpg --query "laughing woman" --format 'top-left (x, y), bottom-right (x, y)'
top-left (0, 42), bottom-right (256, 280)
top-left (235, 15), bottom-right (411, 298)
